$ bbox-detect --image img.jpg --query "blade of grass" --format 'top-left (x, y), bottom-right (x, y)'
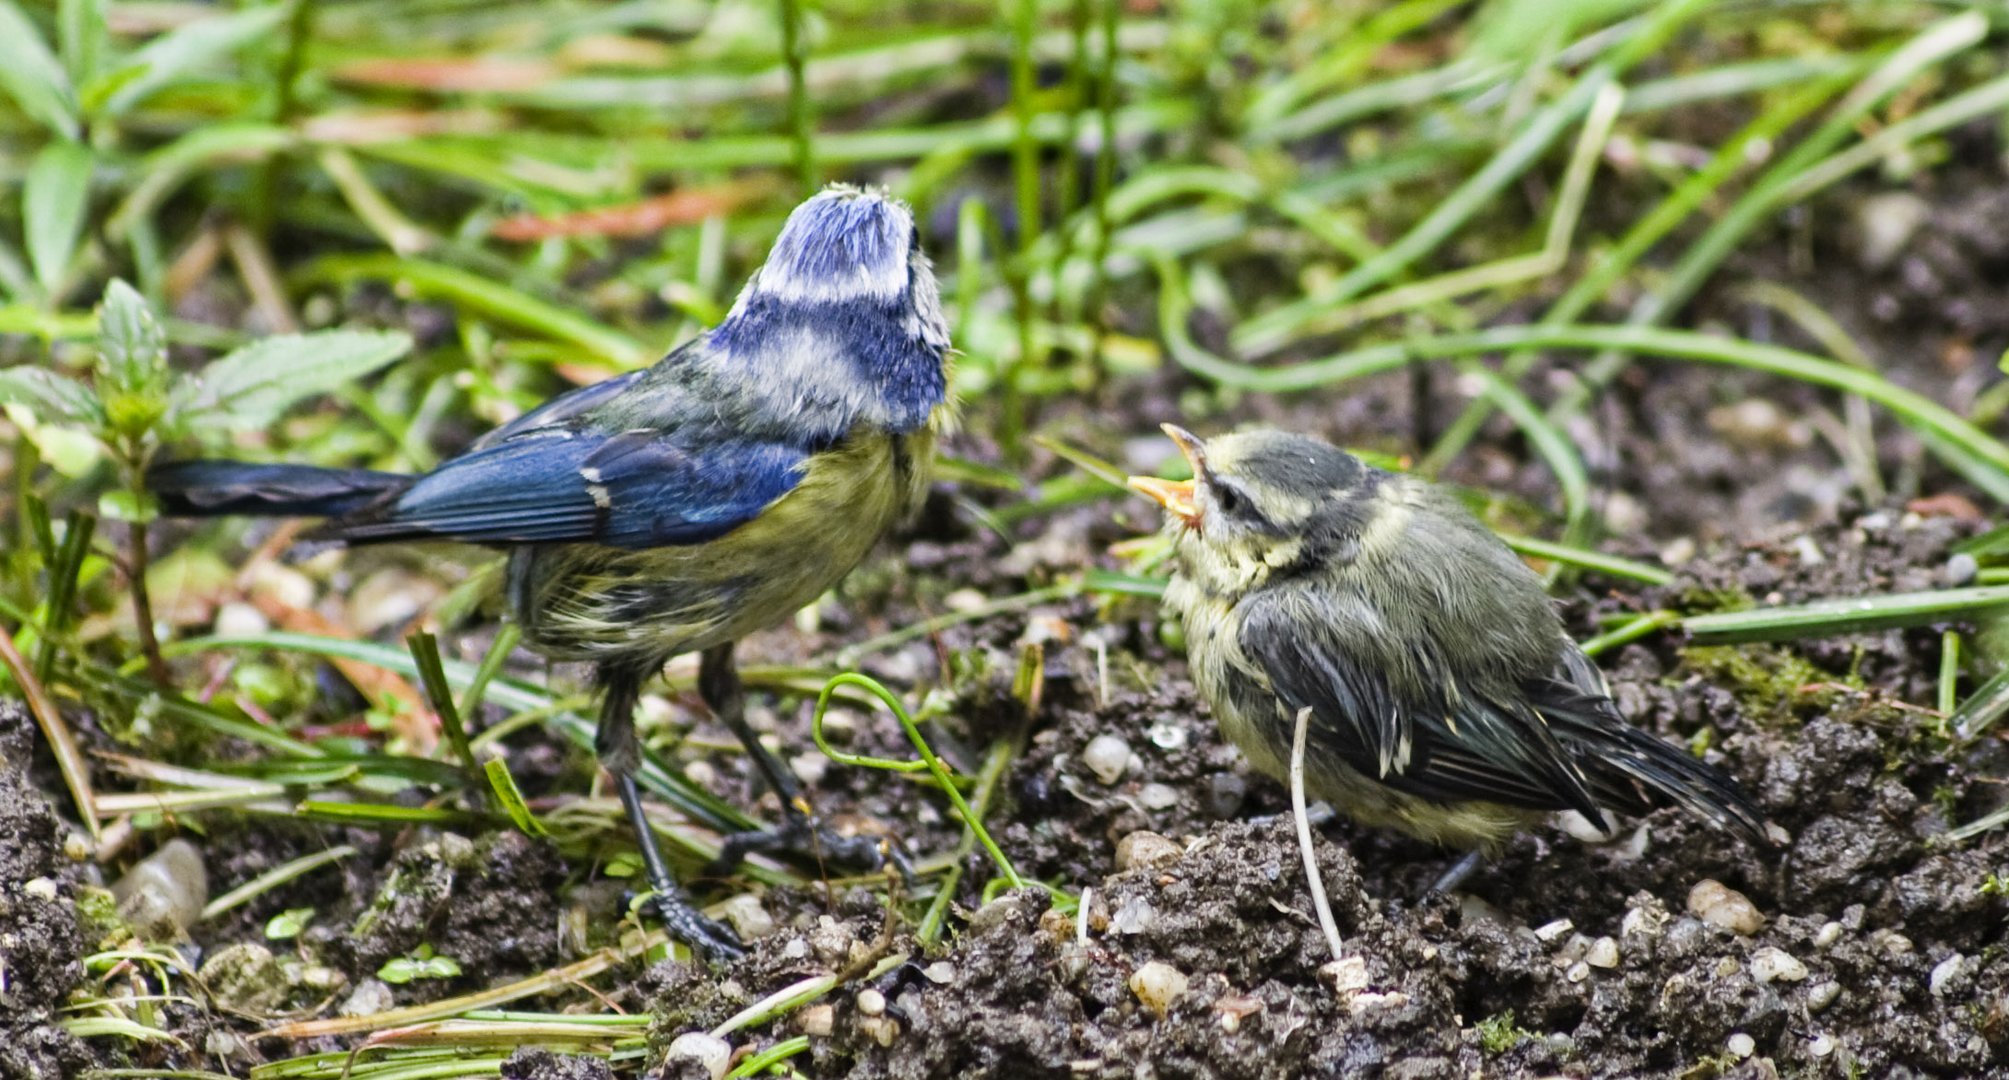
top-left (201, 844), bottom-right (359, 921)
top-left (0, 622), bottom-right (98, 838)
top-left (1683, 587), bottom-right (2009, 646)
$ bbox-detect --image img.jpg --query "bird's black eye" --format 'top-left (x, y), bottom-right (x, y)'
top-left (1210, 480), bottom-right (1249, 518)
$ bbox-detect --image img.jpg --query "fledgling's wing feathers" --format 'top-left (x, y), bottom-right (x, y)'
top-left (1237, 595), bottom-right (1605, 820)
top-left (310, 428), bottom-right (806, 549)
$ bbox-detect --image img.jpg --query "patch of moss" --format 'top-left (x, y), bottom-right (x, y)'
top-left (1474, 1009), bottom-right (1534, 1054)
top-left (1677, 644), bottom-right (1834, 726)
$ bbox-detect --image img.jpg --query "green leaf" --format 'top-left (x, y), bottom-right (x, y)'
top-left (97, 488), bottom-right (157, 523)
top-left (96, 279), bottom-right (172, 439)
top-left (377, 949), bottom-right (462, 984)
top-left (264, 907), bottom-right (315, 940)
top-left (23, 141), bottom-right (94, 296)
top-left (0, 2), bottom-right (79, 139)
top-left (99, 4), bottom-right (288, 117)
top-left (57, 0), bottom-right (105, 89)
top-left (3, 406), bottom-right (103, 477)
top-left (0, 365), bottom-right (100, 424)
top-left (183, 330), bottom-right (412, 429)
top-left (483, 758), bottom-right (549, 838)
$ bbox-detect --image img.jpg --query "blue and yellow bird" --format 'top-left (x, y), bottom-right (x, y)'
top-left (150, 185), bottom-right (954, 959)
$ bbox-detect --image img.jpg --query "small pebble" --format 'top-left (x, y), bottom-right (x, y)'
top-left (213, 601), bottom-right (269, 638)
top-left (922, 961), bottom-right (956, 985)
top-left (1806, 981), bottom-right (1841, 1012)
top-left (1930, 954), bottom-right (1965, 996)
top-left (1533, 918), bottom-right (1575, 943)
top-left (1565, 961), bottom-right (1591, 984)
top-left (1658, 537), bottom-right (1698, 567)
top-left (1726, 1032), bottom-right (1755, 1059)
top-left (1686, 879), bottom-right (1764, 936)
top-left (1082, 735), bottom-right (1133, 785)
top-left (1808, 1033), bottom-right (1837, 1058)
top-left (718, 894), bottom-right (775, 940)
top-left (1138, 782), bottom-right (1181, 811)
top-left (113, 838), bottom-right (209, 938)
top-left (1111, 898), bottom-right (1157, 935)
top-left (1115, 831), bottom-right (1182, 872)
top-left (666, 1032), bottom-right (732, 1080)
top-left (855, 988), bottom-right (887, 1017)
top-left (1944, 552), bottom-right (1979, 587)
top-left (1875, 930), bottom-right (1914, 956)
top-left (1214, 994), bottom-right (1263, 1033)
top-left (1814, 921), bottom-right (1842, 948)
top-left (339, 979), bottom-right (394, 1018)
top-left (1205, 774), bottom-right (1246, 818)
top-left (857, 1015), bottom-right (900, 1047)
top-left (797, 1004), bottom-right (834, 1037)
top-left (1621, 905), bottom-right (1666, 939)
top-left (1750, 946), bottom-right (1808, 983)
top-left (1585, 936), bottom-right (1620, 969)
top-left (23, 877), bottom-right (58, 902)
top-left (1322, 956), bottom-right (1369, 993)
top-left (1129, 961), bottom-right (1188, 1015)
top-left (1346, 990), bottom-right (1410, 1016)
top-left (788, 751), bottom-right (828, 788)
top-left (1145, 719), bottom-right (1187, 750)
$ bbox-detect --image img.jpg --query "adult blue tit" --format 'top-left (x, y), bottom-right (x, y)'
top-left (1128, 425), bottom-right (1772, 893)
top-left (151, 184), bottom-right (955, 959)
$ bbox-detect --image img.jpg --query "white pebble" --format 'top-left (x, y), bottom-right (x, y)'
top-left (1322, 956), bottom-right (1369, 994)
top-left (718, 894), bottom-right (775, 939)
top-left (1138, 782), bottom-right (1181, 811)
top-left (1111, 898), bottom-right (1156, 935)
top-left (1346, 990), bottom-right (1411, 1016)
top-left (1145, 719), bottom-right (1187, 750)
top-left (788, 751), bottom-right (828, 788)
top-left (1814, 921), bottom-right (1842, 948)
top-left (855, 988), bottom-right (886, 1017)
top-left (113, 838), bottom-right (209, 936)
top-left (1877, 930), bottom-right (1914, 956)
top-left (1806, 981), bottom-right (1841, 1012)
top-left (857, 1015), bottom-right (900, 1047)
top-left (1621, 905), bottom-right (1666, 939)
top-left (1533, 918), bottom-right (1575, 943)
top-left (1686, 880), bottom-right (1764, 936)
top-left (213, 601), bottom-right (269, 638)
top-left (1750, 947), bottom-right (1808, 983)
top-left (1585, 937), bottom-right (1620, 969)
top-left (1565, 961), bottom-right (1591, 984)
top-left (1082, 735), bottom-right (1133, 785)
top-left (23, 877), bottom-right (58, 902)
top-left (1930, 955), bottom-right (1965, 996)
top-left (1726, 1032), bottom-right (1755, 1059)
top-left (1808, 1033), bottom-right (1836, 1058)
top-left (922, 961), bottom-right (956, 984)
top-left (1129, 961), bottom-right (1188, 1015)
top-left (667, 1033), bottom-right (732, 1080)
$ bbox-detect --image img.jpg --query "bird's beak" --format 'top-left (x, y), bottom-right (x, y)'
top-left (1127, 475), bottom-right (1200, 526)
top-left (1126, 423), bottom-right (1209, 527)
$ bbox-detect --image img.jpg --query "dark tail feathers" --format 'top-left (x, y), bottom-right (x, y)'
top-left (148, 461), bottom-right (410, 519)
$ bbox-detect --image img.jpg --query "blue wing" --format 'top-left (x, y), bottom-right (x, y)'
top-left (317, 427), bottom-right (806, 549)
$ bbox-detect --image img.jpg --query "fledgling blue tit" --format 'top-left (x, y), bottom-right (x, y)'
top-left (1128, 426), bottom-right (1772, 891)
top-left (149, 185), bottom-right (954, 959)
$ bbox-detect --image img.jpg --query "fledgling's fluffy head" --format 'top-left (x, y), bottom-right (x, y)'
top-left (1130, 425), bottom-right (1376, 597)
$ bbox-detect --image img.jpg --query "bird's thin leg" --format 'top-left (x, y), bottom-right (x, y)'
top-left (598, 662), bottom-right (744, 961)
top-left (701, 642), bottom-right (907, 879)
top-left (1427, 850), bottom-right (1486, 896)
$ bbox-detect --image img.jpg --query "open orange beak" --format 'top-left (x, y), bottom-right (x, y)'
top-left (1126, 423), bottom-right (1208, 527)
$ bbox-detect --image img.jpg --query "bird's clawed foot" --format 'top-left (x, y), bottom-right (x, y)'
top-left (637, 884), bottom-right (747, 963)
top-left (710, 798), bottom-right (914, 882)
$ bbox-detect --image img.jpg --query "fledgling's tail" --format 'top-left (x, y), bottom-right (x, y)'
top-left (148, 460), bottom-right (411, 520)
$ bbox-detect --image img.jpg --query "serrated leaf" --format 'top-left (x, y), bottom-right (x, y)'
top-left (0, 365), bottom-right (100, 424)
top-left (24, 141), bottom-right (94, 295)
top-left (0, 2), bottom-right (79, 139)
top-left (100, 4), bottom-right (287, 117)
top-left (184, 330), bottom-right (412, 429)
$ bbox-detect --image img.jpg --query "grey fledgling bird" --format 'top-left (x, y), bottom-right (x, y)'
top-left (1129, 425), bottom-right (1771, 890)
